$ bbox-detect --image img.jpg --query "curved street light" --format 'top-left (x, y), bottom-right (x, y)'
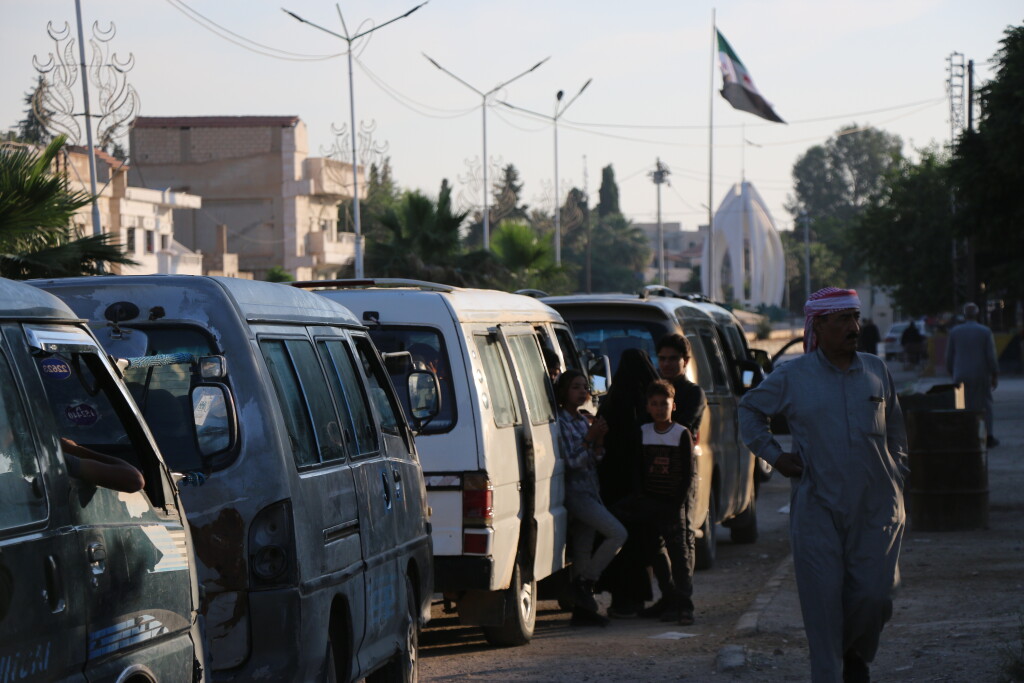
top-left (284, 2), bottom-right (428, 278)
top-left (423, 53), bottom-right (549, 251)
top-left (500, 78), bottom-right (591, 265)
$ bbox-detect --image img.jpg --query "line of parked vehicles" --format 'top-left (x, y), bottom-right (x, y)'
top-left (0, 275), bottom-right (777, 682)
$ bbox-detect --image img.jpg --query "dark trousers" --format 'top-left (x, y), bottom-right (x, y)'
top-left (614, 495), bottom-right (695, 613)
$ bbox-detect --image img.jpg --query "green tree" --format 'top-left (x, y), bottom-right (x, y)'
top-left (366, 180), bottom-right (469, 282)
top-left (852, 150), bottom-right (954, 315)
top-left (779, 230), bottom-right (841, 304)
top-left (597, 165), bottom-right (619, 217)
top-left (950, 24), bottom-right (1024, 300)
top-left (464, 163), bottom-right (529, 250)
top-left (490, 220), bottom-right (568, 293)
top-left (358, 157), bottom-right (401, 240)
top-left (788, 124), bottom-right (903, 285)
top-left (17, 77), bottom-right (52, 145)
top-left (588, 213), bottom-right (651, 292)
top-left (264, 265), bottom-right (294, 282)
top-left (0, 135), bottom-right (135, 279)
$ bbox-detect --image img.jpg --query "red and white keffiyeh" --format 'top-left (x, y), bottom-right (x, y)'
top-left (803, 287), bottom-right (860, 352)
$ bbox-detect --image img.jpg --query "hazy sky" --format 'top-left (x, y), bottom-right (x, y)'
top-left (2, 1), bottom-right (1020, 235)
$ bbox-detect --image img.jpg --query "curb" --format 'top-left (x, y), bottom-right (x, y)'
top-left (734, 554), bottom-right (794, 635)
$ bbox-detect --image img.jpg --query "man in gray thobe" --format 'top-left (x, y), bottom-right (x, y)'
top-left (946, 302), bottom-right (999, 447)
top-left (739, 287), bottom-right (908, 683)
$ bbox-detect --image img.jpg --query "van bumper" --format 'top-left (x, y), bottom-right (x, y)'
top-left (434, 556), bottom-right (494, 592)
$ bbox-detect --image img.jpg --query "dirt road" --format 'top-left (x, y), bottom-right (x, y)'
top-left (419, 366), bottom-right (1024, 682)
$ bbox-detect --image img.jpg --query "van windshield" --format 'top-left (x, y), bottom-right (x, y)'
top-left (117, 326), bottom-right (226, 472)
top-left (366, 326), bottom-right (456, 434)
top-left (568, 320), bottom-right (668, 375)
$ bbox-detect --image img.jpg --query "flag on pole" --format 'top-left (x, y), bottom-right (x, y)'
top-left (717, 30), bottom-right (785, 123)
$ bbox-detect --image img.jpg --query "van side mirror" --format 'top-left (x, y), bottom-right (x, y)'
top-left (735, 359), bottom-right (764, 392)
top-left (407, 369), bottom-right (440, 431)
top-left (749, 348), bottom-right (772, 373)
top-left (192, 384), bottom-right (233, 457)
top-left (587, 354), bottom-right (612, 396)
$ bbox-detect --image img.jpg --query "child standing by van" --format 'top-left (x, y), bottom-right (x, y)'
top-left (555, 370), bottom-right (627, 624)
top-left (618, 379), bottom-right (698, 625)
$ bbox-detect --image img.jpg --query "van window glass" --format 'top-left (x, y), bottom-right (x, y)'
top-left (352, 336), bottom-right (402, 438)
top-left (567, 320), bottom-right (664, 374)
top-left (320, 339), bottom-right (379, 456)
top-left (366, 326), bottom-right (456, 434)
top-left (260, 339), bottom-right (320, 467)
top-left (686, 331), bottom-right (714, 393)
top-left (120, 326), bottom-right (227, 471)
top-left (554, 327), bottom-right (581, 372)
top-left (287, 339), bottom-right (347, 462)
top-left (0, 351), bottom-right (46, 530)
top-left (35, 345), bottom-right (161, 503)
top-left (508, 335), bottom-right (555, 424)
top-left (698, 328), bottom-right (731, 393)
top-left (474, 334), bottom-right (518, 427)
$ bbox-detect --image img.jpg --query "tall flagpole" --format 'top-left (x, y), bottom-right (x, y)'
top-left (707, 9), bottom-right (716, 299)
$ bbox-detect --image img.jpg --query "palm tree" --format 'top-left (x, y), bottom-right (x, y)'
top-left (0, 135), bottom-right (135, 279)
top-left (491, 220), bottom-right (570, 293)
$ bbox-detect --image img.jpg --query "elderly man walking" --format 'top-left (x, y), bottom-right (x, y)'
top-left (739, 287), bottom-right (908, 683)
top-left (946, 302), bottom-right (1000, 448)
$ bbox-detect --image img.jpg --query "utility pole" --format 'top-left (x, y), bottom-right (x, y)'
top-left (801, 210), bottom-right (811, 301)
top-left (650, 159), bottom-right (670, 287)
top-left (74, 0), bottom-right (102, 241)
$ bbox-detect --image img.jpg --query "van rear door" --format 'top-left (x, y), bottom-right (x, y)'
top-left (496, 325), bottom-right (567, 582)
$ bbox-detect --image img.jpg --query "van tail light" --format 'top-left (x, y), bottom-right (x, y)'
top-left (462, 473), bottom-right (493, 527)
top-left (249, 499), bottom-right (298, 589)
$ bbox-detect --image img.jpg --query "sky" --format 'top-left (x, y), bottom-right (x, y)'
top-left (2, 1), bottom-right (1021, 237)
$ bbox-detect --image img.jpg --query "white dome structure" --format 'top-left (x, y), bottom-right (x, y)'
top-left (701, 181), bottom-right (785, 307)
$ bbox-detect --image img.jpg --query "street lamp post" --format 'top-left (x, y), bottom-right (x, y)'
top-left (423, 54), bottom-right (549, 251)
top-left (801, 210), bottom-right (811, 301)
top-left (284, 2), bottom-right (427, 279)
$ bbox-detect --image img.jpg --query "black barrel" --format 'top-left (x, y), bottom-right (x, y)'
top-left (905, 409), bottom-right (988, 532)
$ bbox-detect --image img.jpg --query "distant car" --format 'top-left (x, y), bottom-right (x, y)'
top-left (882, 321), bottom-right (930, 360)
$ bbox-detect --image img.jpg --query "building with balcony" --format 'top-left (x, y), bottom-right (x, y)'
top-left (128, 115), bottom-right (364, 281)
top-left (64, 146), bottom-right (204, 275)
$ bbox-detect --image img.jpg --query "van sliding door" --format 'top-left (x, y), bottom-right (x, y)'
top-left (496, 326), bottom-right (567, 583)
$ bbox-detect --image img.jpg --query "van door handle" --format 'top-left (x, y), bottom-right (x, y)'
top-left (392, 467), bottom-right (402, 483)
top-left (44, 556), bottom-right (66, 614)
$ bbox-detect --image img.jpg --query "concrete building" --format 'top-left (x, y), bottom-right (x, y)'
top-left (129, 115), bottom-right (363, 281)
top-left (636, 221), bottom-right (704, 291)
top-left (64, 146), bottom-right (204, 275)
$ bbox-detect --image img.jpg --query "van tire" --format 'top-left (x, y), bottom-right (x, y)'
top-left (729, 492), bottom-right (759, 544)
top-left (367, 575), bottom-right (419, 682)
top-left (695, 488), bottom-right (717, 571)
top-left (482, 561), bottom-right (536, 647)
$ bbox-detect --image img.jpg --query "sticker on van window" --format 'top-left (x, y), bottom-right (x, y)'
top-left (65, 403), bottom-right (99, 426)
top-left (40, 358), bottom-right (72, 380)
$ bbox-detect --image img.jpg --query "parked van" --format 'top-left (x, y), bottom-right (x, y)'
top-left (33, 275), bottom-right (435, 682)
top-left (0, 277), bottom-right (204, 681)
top-left (542, 289), bottom-right (762, 569)
top-left (295, 279), bottom-right (588, 646)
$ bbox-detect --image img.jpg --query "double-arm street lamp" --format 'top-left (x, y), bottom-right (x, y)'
top-left (500, 78), bottom-right (591, 265)
top-left (423, 54), bottom-right (549, 251)
top-left (284, 2), bottom-right (427, 278)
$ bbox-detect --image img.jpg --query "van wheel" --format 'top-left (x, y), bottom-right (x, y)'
top-left (729, 491), bottom-right (759, 544)
top-left (482, 560), bottom-right (536, 647)
top-left (695, 488), bottom-right (717, 571)
top-left (367, 575), bottom-right (419, 682)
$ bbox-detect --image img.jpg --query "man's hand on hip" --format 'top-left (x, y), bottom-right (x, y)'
top-left (774, 452), bottom-right (804, 478)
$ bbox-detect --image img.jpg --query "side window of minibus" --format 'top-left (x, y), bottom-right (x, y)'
top-left (352, 336), bottom-right (403, 439)
top-left (0, 349), bottom-right (47, 530)
top-left (318, 339), bottom-right (379, 457)
top-left (473, 334), bottom-right (519, 427)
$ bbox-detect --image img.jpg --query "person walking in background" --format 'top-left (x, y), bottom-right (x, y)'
top-left (739, 286), bottom-right (908, 683)
top-left (595, 348), bottom-right (659, 618)
top-left (900, 321), bottom-right (924, 369)
top-left (946, 302), bottom-right (1000, 448)
top-left (858, 319), bottom-right (880, 355)
top-left (556, 370), bottom-right (626, 625)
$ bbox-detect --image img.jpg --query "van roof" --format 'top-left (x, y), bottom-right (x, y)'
top-left (542, 292), bottom-right (715, 323)
top-left (295, 279), bottom-right (565, 325)
top-left (29, 275), bottom-right (361, 327)
top-left (0, 277), bottom-right (79, 321)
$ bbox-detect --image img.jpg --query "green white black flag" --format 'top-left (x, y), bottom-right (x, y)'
top-left (717, 30), bottom-right (785, 124)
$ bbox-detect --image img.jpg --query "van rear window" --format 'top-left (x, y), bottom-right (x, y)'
top-left (367, 326), bottom-right (457, 434)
